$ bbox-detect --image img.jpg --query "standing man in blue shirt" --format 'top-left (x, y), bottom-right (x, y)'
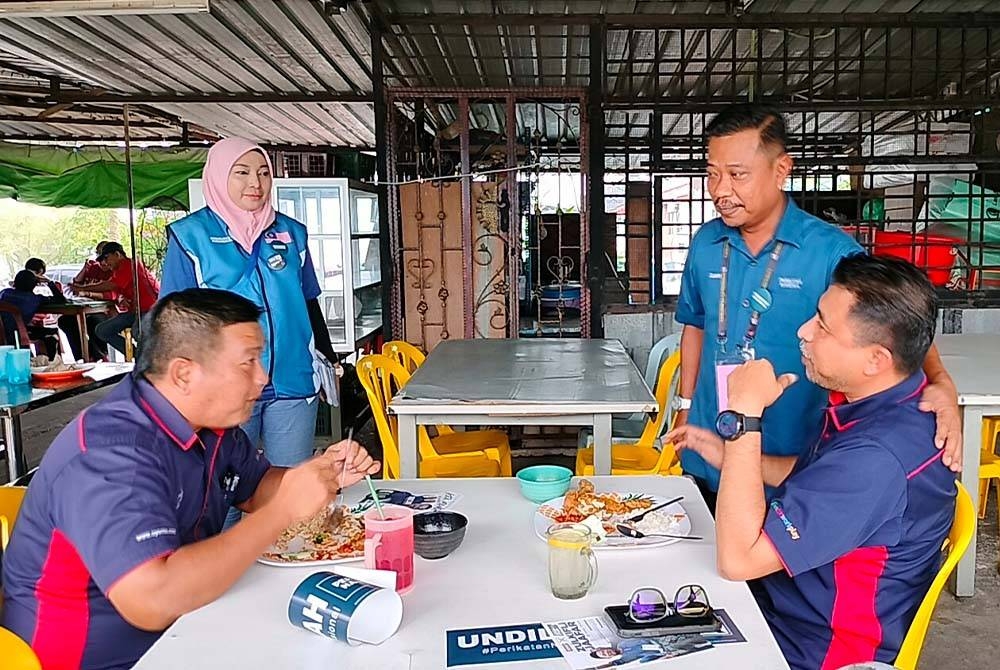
top-left (673, 103), bottom-right (961, 505)
top-left (671, 255), bottom-right (956, 669)
top-left (1, 289), bottom-right (380, 669)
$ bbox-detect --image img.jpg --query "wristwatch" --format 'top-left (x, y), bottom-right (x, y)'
top-left (715, 410), bottom-right (762, 441)
top-left (670, 396), bottom-right (692, 411)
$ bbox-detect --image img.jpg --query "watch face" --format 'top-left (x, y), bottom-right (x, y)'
top-left (715, 411), bottom-right (743, 440)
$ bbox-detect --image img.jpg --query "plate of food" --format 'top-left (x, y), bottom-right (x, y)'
top-left (258, 506), bottom-right (366, 567)
top-left (533, 479), bottom-right (690, 549)
top-left (29, 355), bottom-right (95, 382)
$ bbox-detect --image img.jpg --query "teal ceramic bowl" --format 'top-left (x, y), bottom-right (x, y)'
top-left (516, 465), bottom-right (573, 503)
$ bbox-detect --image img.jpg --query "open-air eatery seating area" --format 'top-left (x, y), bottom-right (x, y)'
top-left (2, 2), bottom-right (1000, 669)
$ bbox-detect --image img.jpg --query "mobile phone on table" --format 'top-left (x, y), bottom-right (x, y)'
top-left (603, 605), bottom-right (721, 638)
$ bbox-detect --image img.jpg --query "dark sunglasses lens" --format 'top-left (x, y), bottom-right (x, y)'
top-left (629, 588), bottom-right (667, 621)
top-left (674, 585), bottom-right (710, 617)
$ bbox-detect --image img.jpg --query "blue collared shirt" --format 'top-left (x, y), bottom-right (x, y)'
top-left (759, 372), bottom-right (955, 669)
top-left (1, 375), bottom-right (271, 670)
top-left (675, 198), bottom-right (863, 489)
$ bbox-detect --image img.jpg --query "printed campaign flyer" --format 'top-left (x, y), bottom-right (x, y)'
top-left (543, 617), bottom-right (713, 669)
top-left (350, 488), bottom-right (462, 515)
top-left (446, 622), bottom-right (561, 667)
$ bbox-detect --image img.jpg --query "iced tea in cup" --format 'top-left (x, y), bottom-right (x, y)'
top-left (546, 523), bottom-right (599, 600)
top-left (364, 506), bottom-right (415, 594)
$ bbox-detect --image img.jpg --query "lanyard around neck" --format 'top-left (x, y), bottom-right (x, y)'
top-left (716, 238), bottom-right (785, 352)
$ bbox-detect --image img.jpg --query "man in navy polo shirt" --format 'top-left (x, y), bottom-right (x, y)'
top-left (1, 288), bottom-right (380, 670)
top-left (671, 255), bottom-right (955, 670)
top-left (674, 103), bottom-right (961, 506)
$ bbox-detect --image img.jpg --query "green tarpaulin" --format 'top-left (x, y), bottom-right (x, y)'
top-left (0, 142), bottom-right (207, 210)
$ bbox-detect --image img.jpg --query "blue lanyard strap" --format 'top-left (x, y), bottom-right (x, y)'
top-left (716, 239), bottom-right (785, 351)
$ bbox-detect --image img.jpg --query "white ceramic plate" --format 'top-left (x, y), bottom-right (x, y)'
top-left (533, 493), bottom-right (691, 549)
top-left (256, 553), bottom-right (364, 568)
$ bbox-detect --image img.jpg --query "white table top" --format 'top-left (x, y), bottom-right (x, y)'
top-left (391, 339), bottom-right (657, 416)
top-left (936, 334), bottom-right (1000, 406)
top-left (135, 476), bottom-right (788, 670)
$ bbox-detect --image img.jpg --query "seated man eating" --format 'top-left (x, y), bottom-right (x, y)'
top-left (1, 288), bottom-right (380, 669)
top-left (669, 254), bottom-right (956, 670)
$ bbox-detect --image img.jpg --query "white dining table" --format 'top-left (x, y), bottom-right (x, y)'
top-left (389, 339), bottom-right (658, 478)
top-left (134, 476), bottom-right (789, 670)
top-left (936, 334), bottom-right (1000, 597)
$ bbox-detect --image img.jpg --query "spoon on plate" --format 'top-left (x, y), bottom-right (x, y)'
top-left (615, 524), bottom-right (702, 541)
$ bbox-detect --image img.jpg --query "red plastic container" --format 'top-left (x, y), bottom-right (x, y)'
top-left (872, 231), bottom-right (960, 286)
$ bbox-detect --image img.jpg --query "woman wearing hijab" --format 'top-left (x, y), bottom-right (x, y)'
top-left (160, 137), bottom-right (338, 469)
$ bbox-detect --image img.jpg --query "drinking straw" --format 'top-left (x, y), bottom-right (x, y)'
top-left (366, 475), bottom-right (386, 520)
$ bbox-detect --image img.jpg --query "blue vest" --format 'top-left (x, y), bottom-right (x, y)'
top-left (167, 207), bottom-right (317, 399)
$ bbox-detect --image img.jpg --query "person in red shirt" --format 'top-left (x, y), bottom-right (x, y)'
top-left (72, 241), bottom-right (115, 299)
top-left (71, 242), bottom-right (160, 356)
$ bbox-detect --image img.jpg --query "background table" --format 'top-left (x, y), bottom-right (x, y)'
top-left (390, 339), bottom-right (657, 478)
top-left (0, 362), bottom-right (132, 482)
top-left (936, 334), bottom-right (1000, 597)
top-left (35, 299), bottom-right (113, 363)
top-left (135, 476), bottom-right (789, 670)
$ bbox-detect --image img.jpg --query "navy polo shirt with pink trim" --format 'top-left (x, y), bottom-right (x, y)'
top-left (1, 374), bottom-right (270, 670)
top-left (757, 371), bottom-right (956, 670)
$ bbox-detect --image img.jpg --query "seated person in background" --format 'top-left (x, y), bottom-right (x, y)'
top-left (71, 240), bottom-right (114, 298)
top-left (24, 256), bottom-right (102, 361)
top-left (1, 288), bottom-right (380, 669)
top-left (0, 269), bottom-right (65, 357)
top-left (71, 242), bottom-right (160, 356)
top-left (669, 255), bottom-right (956, 670)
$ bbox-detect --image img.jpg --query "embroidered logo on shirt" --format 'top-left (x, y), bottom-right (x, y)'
top-left (175, 490), bottom-right (184, 510)
top-left (770, 500), bottom-right (800, 540)
top-left (778, 276), bottom-right (803, 290)
top-left (708, 272), bottom-right (722, 280)
top-left (135, 527), bottom-right (178, 543)
top-left (209, 235), bottom-right (233, 244)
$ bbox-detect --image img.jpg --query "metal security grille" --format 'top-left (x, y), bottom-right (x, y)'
top-left (602, 22), bottom-right (1000, 306)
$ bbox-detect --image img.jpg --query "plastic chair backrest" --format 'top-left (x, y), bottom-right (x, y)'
top-left (357, 354), bottom-right (409, 480)
top-left (894, 482), bottom-right (976, 670)
top-left (637, 350), bottom-right (681, 448)
top-left (382, 341), bottom-right (426, 375)
top-left (0, 628), bottom-right (41, 670)
top-left (1, 485), bottom-right (28, 550)
top-left (0, 302), bottom-right (33, 350)
top-left (643, 333), bottom-right (681, 390)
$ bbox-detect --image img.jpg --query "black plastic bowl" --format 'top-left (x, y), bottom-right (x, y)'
top-left (413, 512), bottom-right (469, 560)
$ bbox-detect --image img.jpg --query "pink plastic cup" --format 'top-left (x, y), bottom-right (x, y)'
top-left (364, 505), bottom-right (415, 594)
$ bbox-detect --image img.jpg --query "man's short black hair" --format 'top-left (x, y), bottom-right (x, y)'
top-left (705, 103), bottom-right (789, 155)
top-left (832, 255), bottom-right (938, 376)
top-left (24, 258), bottom-right (45, 274)
top-left (137, 288), bottom-right (263, 377)
top-left (13, 269), bottom-right (38, 292)
top-left (97, 242), bottom-right (126, 261)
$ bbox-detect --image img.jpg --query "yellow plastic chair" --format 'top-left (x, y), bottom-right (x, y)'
top-left (979, 418), bottom-right (1000, 519)
top-left (381, 341), bottom-right (454, 436)
top-left (357, 355), bottom-right (512, 479)
top-left (381, 340), bottom-right (426, 375)
top-left (1, 485), bottom-right (28, 550)
top-left (0, 628), bottom-right (41, 670)
top-left (575, 350), bottom-right (683, 476)
top-left (894, 482), bottom-right (976, 670)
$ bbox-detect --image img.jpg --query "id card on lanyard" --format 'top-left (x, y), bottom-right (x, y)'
top-left (714, 238), bottom-right (784, 411)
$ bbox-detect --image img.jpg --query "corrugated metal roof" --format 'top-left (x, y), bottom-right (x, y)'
top-left (0, 0), bottom-right (997, 145)
top-left (0, 0), bottom-right (376, 146)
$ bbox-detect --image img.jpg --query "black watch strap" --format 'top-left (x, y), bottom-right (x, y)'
top-left (743, 416), bottom-right (762, 433)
